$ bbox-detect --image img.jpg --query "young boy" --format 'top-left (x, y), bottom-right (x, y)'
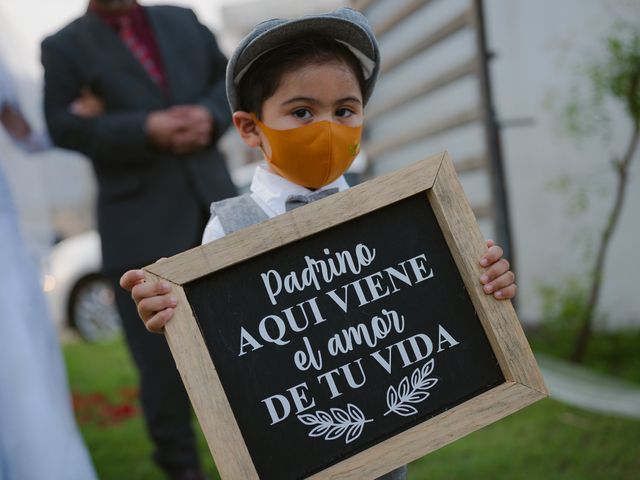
top-left (121, 8), bottom-right (516, 479)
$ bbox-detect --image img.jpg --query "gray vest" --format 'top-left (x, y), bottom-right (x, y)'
top-left (210, 193), bottom-right (269, 235)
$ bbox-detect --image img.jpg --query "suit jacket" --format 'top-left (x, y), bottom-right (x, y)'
top-left (41, 5), bottom-right (237, 271)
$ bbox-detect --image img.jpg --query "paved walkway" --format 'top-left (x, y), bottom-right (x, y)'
top-left (536, 354), bottom-right (640, 419)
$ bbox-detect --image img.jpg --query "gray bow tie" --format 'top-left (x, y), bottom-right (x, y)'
top-left (285, 188), bottom-right (339, 211)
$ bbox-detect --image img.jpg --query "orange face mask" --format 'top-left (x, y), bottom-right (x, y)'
top-left (252, 115), bottom-right (362, 189)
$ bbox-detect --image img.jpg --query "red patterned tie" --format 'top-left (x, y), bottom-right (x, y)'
top-left (117, 16), bottom-right (163, 86)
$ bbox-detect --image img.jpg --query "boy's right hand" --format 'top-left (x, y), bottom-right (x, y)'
top-left (119, 269), bottom-right (177, 333)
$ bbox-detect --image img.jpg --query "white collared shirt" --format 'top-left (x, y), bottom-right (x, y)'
top-left (201, 164), bottom-right (350, 244)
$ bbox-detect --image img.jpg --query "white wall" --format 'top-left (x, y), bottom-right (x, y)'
top-left (485, 0), bottom-right (640, 327)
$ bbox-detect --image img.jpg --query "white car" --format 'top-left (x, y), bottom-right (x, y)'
top-left (44, 230), bottom-right (121, 341)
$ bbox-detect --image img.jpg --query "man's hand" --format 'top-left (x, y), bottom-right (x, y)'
top-left (145, 105), bottom-right (214, 155)
top-left (145, 110), bottom-right (190, 151)
top-left (0, 103), bottom-right (31, 140)
top-left (167, 105), bottom-right (214, 154)
top-left (479, 239), bottom-right (517, 300)
top-left (69, 87), bottom-right (105, 118)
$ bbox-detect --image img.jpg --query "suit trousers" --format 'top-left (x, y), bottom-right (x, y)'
top-left (109, 271), bottom-right (200, 474)
top-left (378, 465), bottom-right (408, 479)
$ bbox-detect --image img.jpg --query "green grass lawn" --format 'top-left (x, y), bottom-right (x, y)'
top-left (64, 336), bottom-right (640, 480)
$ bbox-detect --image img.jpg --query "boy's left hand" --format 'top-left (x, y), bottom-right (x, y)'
top-left (479, 239), bottom-right (516, 300)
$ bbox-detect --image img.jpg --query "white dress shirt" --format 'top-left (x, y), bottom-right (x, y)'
top-left (202, 163), bottom-right (350, 244)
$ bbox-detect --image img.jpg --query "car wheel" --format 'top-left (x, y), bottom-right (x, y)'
top-left (69, 274), bottom-right (121, 342)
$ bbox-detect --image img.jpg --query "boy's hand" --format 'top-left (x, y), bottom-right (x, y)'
top-left (479, 240), bottom-right (516, 300)
top-left (119, 268), bottom-right (177, 333)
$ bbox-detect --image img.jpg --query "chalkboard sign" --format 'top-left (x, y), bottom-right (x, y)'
top-left (145, 152), bottom-right (547, 480)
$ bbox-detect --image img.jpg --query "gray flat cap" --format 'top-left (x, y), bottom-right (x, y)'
top-left (225, 7), bottom-right (380, 112)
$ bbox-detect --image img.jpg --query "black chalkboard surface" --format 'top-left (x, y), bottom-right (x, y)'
top-left (144, 153), bottom-right (547, 480)
top-left (185, 194), bottom-right (503, 480)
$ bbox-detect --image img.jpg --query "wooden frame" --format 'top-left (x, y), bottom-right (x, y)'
top-left (144, 152), bottom-right (547, 479)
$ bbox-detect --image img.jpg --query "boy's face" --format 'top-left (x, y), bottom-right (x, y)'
top-left (233, 61), bottom-right (363, 159)
top-left (261, 61), bottom-right (363, 127)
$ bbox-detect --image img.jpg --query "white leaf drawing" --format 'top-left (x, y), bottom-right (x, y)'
top-left (398, 377), bottom-right (410, 399)
top-left (348, 403), bottom-right (365, 422)
top-left (325, 425), bottom-right (348, 441)
top-left (384, 358), bottom-right (439, 417)
top-left (297, 403), bottom-right (372, 444)
top-left (386, 385), bottom-right (398, 407)
top-left (421, 378), bottom-right (438, 390)
top-left (406, 391), bottom-right (430, 404)
top-left (298, 413), bottom-right (318, 426)
top-left (309, 424), bottom-right (331, 437)
top-left (317, 411), bottom-right (332, 424)
top-left (411, 368), bottom-right (421, 388)
top-left (345, 421), bottom-right (365, 443)
top-left (331, 407), bottom-right (350, 424)
top-left (393, 404), bottom-right (418, 416)
top-left (422, 359), bottom-right (435, 377)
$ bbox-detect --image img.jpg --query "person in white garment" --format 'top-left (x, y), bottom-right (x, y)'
top-left (0, 55), bottom-right (97, 480)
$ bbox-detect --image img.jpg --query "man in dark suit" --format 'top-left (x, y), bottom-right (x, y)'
top-left (41, 1), bottom-right (237, 478)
